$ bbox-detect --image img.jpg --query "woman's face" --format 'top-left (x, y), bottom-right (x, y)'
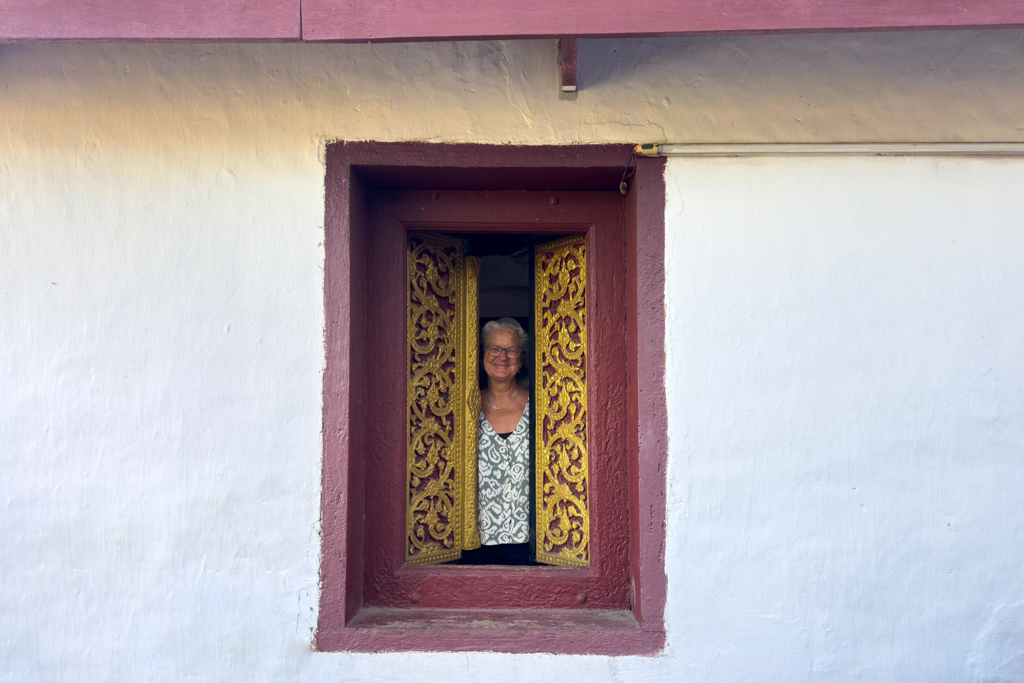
top-left (482, 327), bottom-right (523, 384)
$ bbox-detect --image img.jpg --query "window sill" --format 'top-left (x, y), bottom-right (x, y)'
top-left (317, 607), bottom-right (665, 655)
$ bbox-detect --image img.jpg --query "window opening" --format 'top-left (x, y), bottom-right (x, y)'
top-left (409, 233), bottom-right (576, 567)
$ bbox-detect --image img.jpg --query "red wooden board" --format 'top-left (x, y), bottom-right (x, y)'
top-left (302, 0), bottom-right (1024, 41)
top-left (0, 0), bottom-right (300, 40)
top-left (4, 0), bottom-right (1022, 42)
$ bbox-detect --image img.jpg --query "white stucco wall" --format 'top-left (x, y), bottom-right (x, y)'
top-left (2, 33), bottom-right (1024, 682)
top-left (664, 156), bottom-right (1024, 682)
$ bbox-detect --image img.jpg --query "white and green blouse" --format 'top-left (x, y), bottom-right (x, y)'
top-left (477, 403), bottom-right (531, 545)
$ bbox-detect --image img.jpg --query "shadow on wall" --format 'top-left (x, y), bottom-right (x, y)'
top-left (4, 30), bottom-right (1024, 147)
top-left (578, 30), bottom-right (1024, 95)
top-left (578, 37), bottom-right (691, 90)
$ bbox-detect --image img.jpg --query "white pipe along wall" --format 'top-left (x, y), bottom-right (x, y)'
top-left (2, 34), bottom-right (1024, 682)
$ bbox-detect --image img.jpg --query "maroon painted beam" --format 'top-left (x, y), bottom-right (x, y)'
top-left (302, 0), bottom-right (1024, 41)
top-left (3, 0), bottom-right (1023, 42)
top-left (0, 0), bottom-right (300, 40)
top-left (559, 37), bottom-right (578, 93)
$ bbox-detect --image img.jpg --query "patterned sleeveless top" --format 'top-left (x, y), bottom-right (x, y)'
top-left (477, 403), bottom-right (530, 545)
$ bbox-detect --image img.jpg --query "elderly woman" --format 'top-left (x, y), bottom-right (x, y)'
top-left (467, 317), bottom-right (531, 564)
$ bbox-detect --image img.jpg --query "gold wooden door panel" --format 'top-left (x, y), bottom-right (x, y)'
top-left (534, 236), bottom-right (590, 567)
top-left (405, 232), bottom-right (480, 564)
top-left (460, 255), bottom-right (482, 552)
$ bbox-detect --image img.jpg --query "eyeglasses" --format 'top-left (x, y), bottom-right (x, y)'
top-left (484, 344), bottom-right (521, 359)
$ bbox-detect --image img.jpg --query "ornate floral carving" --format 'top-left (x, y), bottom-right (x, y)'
top-left (534, 236), bottom-right (590, 567)
top-left (406, 233), bottom-right (463, 564)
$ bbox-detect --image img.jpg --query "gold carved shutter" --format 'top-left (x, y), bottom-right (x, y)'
top-left (534, 236), bottom-right (590, 567)
top-left (405, 233), bottom-right (481, 565)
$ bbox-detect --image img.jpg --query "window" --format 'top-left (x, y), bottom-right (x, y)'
top-left (317, 143), bottom-right (667, 655)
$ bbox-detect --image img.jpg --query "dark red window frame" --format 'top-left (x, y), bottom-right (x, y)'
top-left (367, 188), bottom-right (631, 607)
top-left (318, 142), bottom-right (667, 655)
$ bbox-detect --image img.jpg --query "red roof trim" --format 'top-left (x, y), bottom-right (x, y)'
top-left (303, 0), bottom-right (1024, 42)
top-left (3, 0), bottom-right (1023, 42)
top-left (0, 0), bottom-right (301, 41)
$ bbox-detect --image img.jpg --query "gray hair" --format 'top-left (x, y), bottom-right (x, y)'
top-left (481, 317), bottom-right (529, 356)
